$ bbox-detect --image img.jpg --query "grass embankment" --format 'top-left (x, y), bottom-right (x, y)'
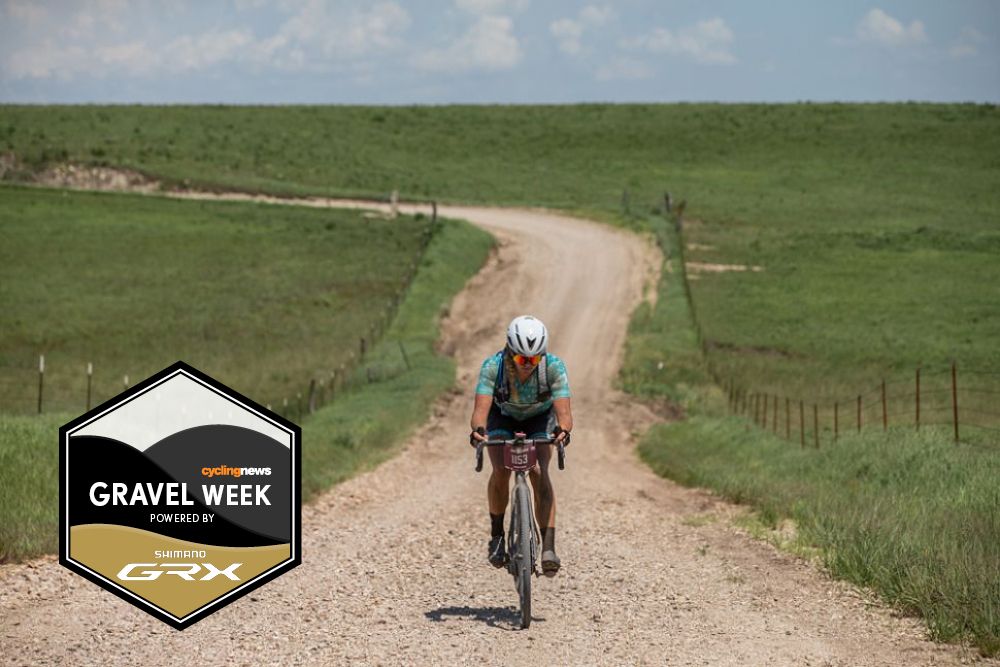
top-left (622, 217), bottom-right (1000, 655)
top-left (0, 187), bottom-right (493, 561)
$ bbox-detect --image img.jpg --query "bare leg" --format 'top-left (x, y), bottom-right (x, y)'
top-left (528, 444), bottom-right (556, 530)
top-left (487, 446), bottom-right (511, 516)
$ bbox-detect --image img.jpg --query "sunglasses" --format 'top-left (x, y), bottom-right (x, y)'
top-left (512, 353), bottom-right (542, 366)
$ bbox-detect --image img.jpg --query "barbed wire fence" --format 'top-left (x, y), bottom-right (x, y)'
top-left (656, 197), bottom-right (999, 449)
top-left (0, 199), bottom-right (442, 421)
top-left (721, 364), bottom-right (1000, 448)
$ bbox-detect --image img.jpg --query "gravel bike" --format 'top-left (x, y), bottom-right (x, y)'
top-left (474, 430), bottom-right (566, 629)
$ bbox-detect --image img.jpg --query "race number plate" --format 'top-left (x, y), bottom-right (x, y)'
top-left (505, 444), bottom-right (536, 471)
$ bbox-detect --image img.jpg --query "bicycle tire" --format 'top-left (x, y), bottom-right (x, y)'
top-left (515, 478), bottom-right (533, 629)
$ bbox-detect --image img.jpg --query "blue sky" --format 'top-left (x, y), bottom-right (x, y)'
top-left (1, 0), bottom-right (997, 104)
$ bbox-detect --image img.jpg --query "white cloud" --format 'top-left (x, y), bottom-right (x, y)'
top-left (168, 29), bottom-right (254, 72)
top-left (580, 5), bottom-right (613, 26)
top-left (6, 43), bottom-right (86, 79)
top-left (5, 0), bottom-right (48, 24)
top-left (624, 18), bottom-right (736, 65)
top-left (856, 8), bottom-right (926, 48)
top-left (96, 41), bottom-right (162, 76)
top-left (550, 5), bottom-right (614, 55)
top-left (276, 0), bottom-right (410, 59)
top-left (415, 15), bottom-right (521, 72)
top-left (2, 0), bottom-right (418, 81)
top-left (595, 56), bottom-right (652, 81)
top-left (551, 18), bottom-right (584, 55)
top-left (950, 26), bottom-right (984, 58)
top-left (454, 0), bottom-right (529, 14)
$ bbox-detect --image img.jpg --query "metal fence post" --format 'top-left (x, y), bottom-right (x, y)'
top-left (37, 354), bottom-right (44, 414)
top-left (952, 361), bottom-right (959, 443)
top-left (881, 379), bottom-right (887, 431)
top-left (86, 362), bottom-right (93, 411)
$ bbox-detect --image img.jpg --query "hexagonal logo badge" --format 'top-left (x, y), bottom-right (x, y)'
top-left (59, 361), bottom-right (301, 629)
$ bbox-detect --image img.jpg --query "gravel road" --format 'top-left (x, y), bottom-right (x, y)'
top-left (0, 200), bottom-right (988, 665)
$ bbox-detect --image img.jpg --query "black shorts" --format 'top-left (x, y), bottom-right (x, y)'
top-left (486, 402), bottom-right (555, 438)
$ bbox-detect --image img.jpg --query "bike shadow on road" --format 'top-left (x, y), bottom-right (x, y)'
top-left (424, 605), bottom-right (543, 630)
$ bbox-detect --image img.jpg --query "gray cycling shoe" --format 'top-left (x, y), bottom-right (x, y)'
top-left (541, 550), bottom-right (560, 577)
top-left (488, 535), bottom-right (508, 568)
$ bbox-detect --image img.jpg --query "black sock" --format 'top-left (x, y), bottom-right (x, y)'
top-left (542, 527), bottom-right (555, 552)
top-left (490, 513), bottom-right (504, 537)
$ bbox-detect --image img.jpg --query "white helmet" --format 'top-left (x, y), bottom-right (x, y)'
top-left (506, 315), bottom-right (548, 356)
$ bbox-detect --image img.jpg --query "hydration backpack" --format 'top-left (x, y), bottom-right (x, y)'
top-left (492, 349), bottom-right (551, 407)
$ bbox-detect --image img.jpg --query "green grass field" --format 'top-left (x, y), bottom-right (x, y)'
top-left (3, 103), bottom-right (998, 402)
top-left (0, 186), bottom-right (437, 414)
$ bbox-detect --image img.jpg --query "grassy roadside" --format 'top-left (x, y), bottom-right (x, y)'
top-left (0, 213), bottom-right (493, 562)
top-left (622, 215), bottom-right (1000, 656)
top-left (301, 216), bottom-right (492, 499)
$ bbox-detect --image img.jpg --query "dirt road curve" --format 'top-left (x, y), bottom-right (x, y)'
top-left (0, 198), bottom-right (984, 665)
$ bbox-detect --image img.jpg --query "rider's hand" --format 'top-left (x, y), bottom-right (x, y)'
top-left (554, 426), bottom-right (571, 446)
top-left (470, 426), bottom-right (487, 447)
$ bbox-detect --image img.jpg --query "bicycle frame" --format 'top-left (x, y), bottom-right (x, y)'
top-left (473, 432), bottom-right (565, 629)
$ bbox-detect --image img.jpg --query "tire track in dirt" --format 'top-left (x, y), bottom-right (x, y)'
top-left (0, 193), bottom-right (987, 665)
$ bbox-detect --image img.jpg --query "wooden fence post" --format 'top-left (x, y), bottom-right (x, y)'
top-left (915, 367), bottom-right (921, 431)
top-left (834, 402), bottom-right (839, 441)
top-left (813, 404), bottom-right (819, 448)
top-left (763, 394), bottom-right (768, 429)
top-left (799, 400), bottom-right (805, 447)
top-left (785, 397), bottom-right (790, 440)
top-left (857, 394), bottom-right (862, 433)
top-left (772, 394), bottom-right (778, 433)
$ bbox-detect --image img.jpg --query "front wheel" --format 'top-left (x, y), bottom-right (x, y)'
top-left (513, 480), bottom-right (533, 629)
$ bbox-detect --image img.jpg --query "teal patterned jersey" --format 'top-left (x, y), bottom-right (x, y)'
top-left (475, 352), bottom-right (571, 420)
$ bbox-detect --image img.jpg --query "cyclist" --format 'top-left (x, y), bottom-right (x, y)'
top-left (469, 315), bottom-right (573, 576)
